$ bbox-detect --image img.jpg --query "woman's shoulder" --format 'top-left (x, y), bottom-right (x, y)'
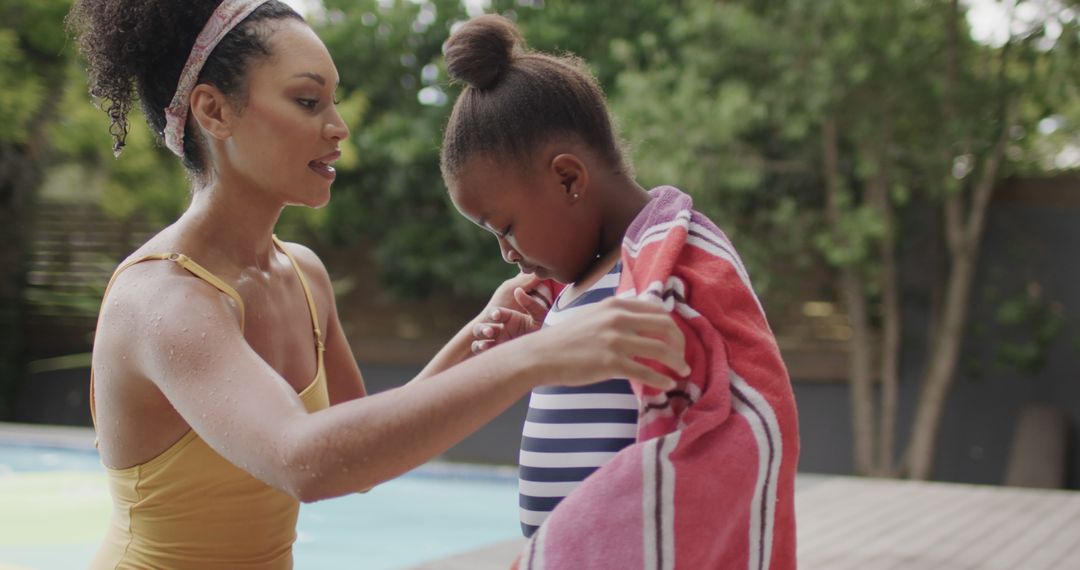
top-left (102, 257), bottom-right (239, 325)
top-left (276, 239), bottom-right (331, 286)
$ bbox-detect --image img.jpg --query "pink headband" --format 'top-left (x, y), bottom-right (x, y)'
top-left (163, 0), bottom-right (272, 157)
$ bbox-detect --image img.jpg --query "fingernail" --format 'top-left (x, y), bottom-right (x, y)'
top-left (490, 309), bottom-right (500, 319)
top-left (482, 326), bottom-right (492, 337)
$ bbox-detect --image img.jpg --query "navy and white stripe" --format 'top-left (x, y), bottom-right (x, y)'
top-left (518, 263), bottom-right (638, 537)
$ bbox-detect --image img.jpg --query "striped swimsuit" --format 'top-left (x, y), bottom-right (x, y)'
top-left (517, 263), bottom-right (638, 537)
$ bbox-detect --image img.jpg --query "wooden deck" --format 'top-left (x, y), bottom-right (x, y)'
top-left (796, 475), bottom-right (1080, 569)
top-left (413, 475), bottom-right (1080, 569)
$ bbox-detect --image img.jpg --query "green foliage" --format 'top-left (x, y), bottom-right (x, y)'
top-left (0, 0), bottom-right (72, 145)
top-left (0, 30), bottom-right (45, 145)
top-left (18, 0), bottom-right (1080, 313)
top-left (48, 63), bottom-right (189, 224)
top-left (315, 0), bottom-right (513, 298)
top-left (992, 285), bottom-right (1065, 376)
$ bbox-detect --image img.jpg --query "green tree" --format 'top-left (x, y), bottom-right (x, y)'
top-left (583, 0), bottom-right (1079, 478)
top-left (316, 0), bottom-right (513, 299)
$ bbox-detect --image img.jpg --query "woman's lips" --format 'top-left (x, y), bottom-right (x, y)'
top-left (308, 160), bottom-right (336, 180)
top-left (309, 150), bottom-right (340, 181)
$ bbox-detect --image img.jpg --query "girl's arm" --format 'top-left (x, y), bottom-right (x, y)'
top-left (99, 267), bottom-right (685, 503)
top-left (414, 272), bottom-right (547, 381)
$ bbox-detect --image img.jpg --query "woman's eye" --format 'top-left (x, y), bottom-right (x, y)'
top-left (501, 226), bottom-right (513, 238)
top-left (297, 98), bottom-right (318, 109)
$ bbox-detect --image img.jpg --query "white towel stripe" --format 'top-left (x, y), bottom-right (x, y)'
top-left (623, 210), bottom-right (765, 317)
top-left (624, 211), bottom-right (693, 255)
top-left (643, 432), bottom-right (682, 570)
top-left (731, 371), bottom-right (783, 570)
top-left (643, 437), bottom-right (660, 570)
top-left (660, 432), bottom-right (680, 570)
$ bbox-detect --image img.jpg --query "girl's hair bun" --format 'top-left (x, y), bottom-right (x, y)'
top-left (444, 14), bottom-right (523, 91)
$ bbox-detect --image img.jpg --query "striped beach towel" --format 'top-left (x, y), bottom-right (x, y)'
top-left (514, 186), bottom-right (799, 569)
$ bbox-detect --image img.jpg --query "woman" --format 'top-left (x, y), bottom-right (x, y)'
top-left (67, 1), bottom-right (688, 567)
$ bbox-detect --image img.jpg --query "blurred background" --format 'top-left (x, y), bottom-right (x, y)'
top-left (0, 0), bottom-right (1077, 488)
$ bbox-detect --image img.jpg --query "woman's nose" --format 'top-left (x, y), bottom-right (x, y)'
top-left (325, 109), bottom-right (349, 141)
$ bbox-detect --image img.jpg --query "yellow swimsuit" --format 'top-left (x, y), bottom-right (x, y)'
top-left (89, 237), bottom-right (329, 569)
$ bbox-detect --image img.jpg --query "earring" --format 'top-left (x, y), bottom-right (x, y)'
top-left (571, 193), bottom-right (579, 199)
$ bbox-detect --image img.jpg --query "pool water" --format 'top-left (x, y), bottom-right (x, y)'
top-left (0, 444), bottom-right (522, 569)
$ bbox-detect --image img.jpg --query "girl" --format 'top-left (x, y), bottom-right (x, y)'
top-left (67, 2), bottom-right (688, 567)
top-left (442, 15), bottom-right (800, 569)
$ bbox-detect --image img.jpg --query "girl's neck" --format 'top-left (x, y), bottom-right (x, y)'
top-left (560, 176), bottom-right (651, 302)
top-left (597, 177), bottom-right (651, 256)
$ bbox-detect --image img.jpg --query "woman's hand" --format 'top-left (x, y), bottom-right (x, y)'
top-left (472, 273), bottom-right (551, 354)
top-left (516, 297), bottom-right (689, 392)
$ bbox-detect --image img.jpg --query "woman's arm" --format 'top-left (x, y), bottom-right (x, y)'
top-left (104, 268), bottom-right (685, 503)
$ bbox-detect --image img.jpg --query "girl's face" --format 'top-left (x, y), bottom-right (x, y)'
top-left (220, 19), bottom-right (348, 208)
top-left (449, 154), bottom-right (601, 285)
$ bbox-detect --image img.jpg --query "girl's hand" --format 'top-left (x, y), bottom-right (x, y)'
top-left (472, 274), bottom-right (551, 354)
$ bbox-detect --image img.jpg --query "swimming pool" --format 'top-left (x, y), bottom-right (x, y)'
top-left (0, 442), bottom-right (522, 569)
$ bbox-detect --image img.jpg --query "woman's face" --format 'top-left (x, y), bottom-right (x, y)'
top-left (221, 19), bottom-right (348, 208)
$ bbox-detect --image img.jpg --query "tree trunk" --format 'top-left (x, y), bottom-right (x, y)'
top-left (867, 122), bottom-right (901, 477)
top-left (822, 116), bottom-right (878, 476)
top-left (904, 0), bottom-right (1014, 480)
top-left (905, 123), bottom-right (1008, 480)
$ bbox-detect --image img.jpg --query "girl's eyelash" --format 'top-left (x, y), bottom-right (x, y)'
top-left (501, 226), bottom-right (512, 238)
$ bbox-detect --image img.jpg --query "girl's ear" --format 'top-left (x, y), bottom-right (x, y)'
top-left (188, 84), bottom-right (234, 143)
top-left (550, 153), bottom-right (589, 203)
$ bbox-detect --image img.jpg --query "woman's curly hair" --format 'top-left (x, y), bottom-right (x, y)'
top-left (66, 0), bottom-right (302, 173)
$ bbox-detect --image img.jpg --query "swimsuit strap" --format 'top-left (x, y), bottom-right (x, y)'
top-left (272, 235), bottom-right (324, 353)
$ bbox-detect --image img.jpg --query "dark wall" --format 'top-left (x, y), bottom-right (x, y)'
top-left (795, 192), bottom-right (1080, 487)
